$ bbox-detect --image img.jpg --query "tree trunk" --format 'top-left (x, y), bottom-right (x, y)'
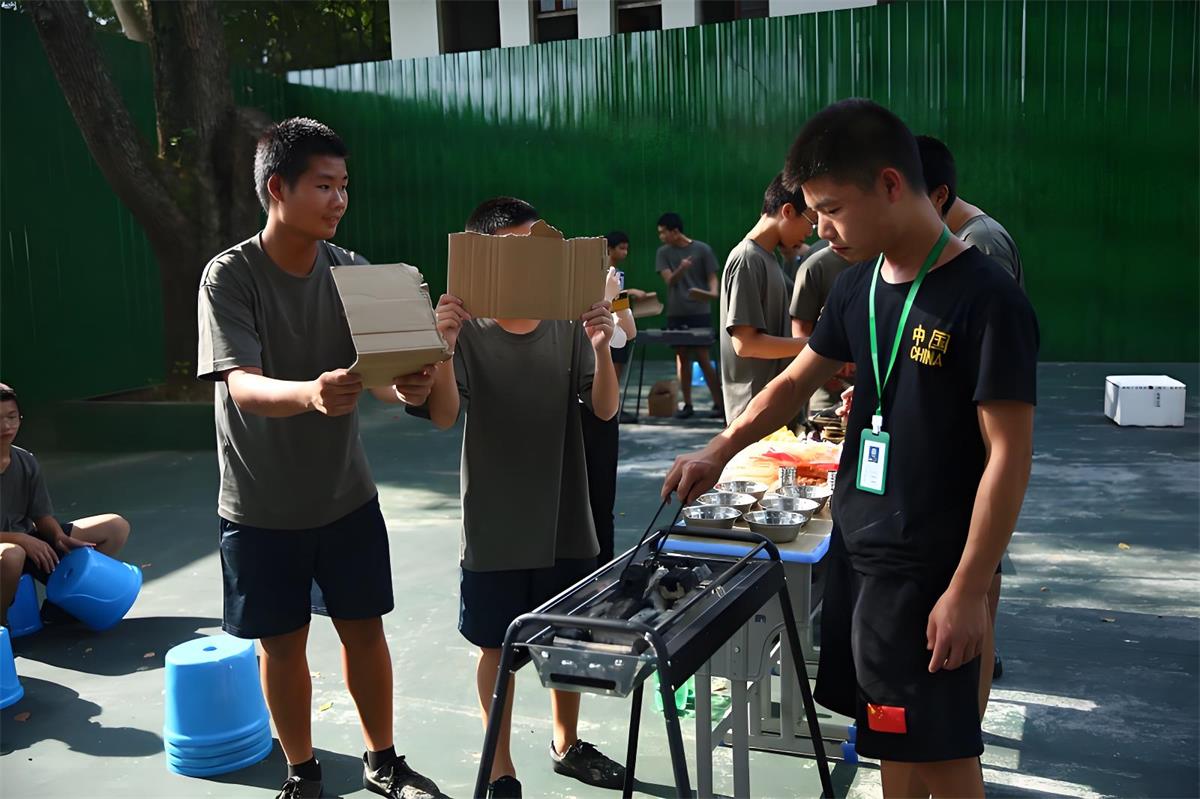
top-left (29, 0), bottom-right (270, 392)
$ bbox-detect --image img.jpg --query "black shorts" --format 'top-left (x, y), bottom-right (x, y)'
top-left (459, 557), bottom-right (598, 648)
top-left (218, 496), bottom-right (393, 639)
top-left (814, 531), bottom-right (983, 763)
top-left (666, 314), bottom-right (712, 332)
top-left (612, 342), bottom-right (631, 365)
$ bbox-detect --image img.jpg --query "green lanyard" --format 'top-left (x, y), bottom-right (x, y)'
top-left (867, 226), bottom-right (951, 434)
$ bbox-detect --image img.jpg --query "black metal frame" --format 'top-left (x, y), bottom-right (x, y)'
top-left (472, 529), bottom-right (834, 799)
top-left (618, 328), bottom-right (716, 423)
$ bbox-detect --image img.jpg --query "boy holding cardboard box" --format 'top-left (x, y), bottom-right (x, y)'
top-left (414, 197), bottom-right (625, 798)
top-left (196, 117), bottom-right (441, 799)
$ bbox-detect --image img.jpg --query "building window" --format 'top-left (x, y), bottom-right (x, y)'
top-left (441, 0), bottom-right (501, 53)
top-left (698, 0), bottom-right (770, 24)
top-left (616, 0), bottom-right (662, 33)
top-left (534, 0), bottom-right (579, 42)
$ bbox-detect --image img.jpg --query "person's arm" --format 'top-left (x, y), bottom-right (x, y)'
top-left (925, 401), bottom-right (1034, 673)
top-left (662, 347), bottom-right (842, 502)
top-left (729, 326), bottom-right (808, 359)
top-left (583, 302), bottom-right (618, 420)
top-left (616, 308), bottom-right (637, 341)
top-left (659, 256), bottom-right (694, 287)
top-left (368, 366), bottom-right (440, 407)
top-left (792, 318), bottom-right (815, 338)
top-left (724, 254), bottom-right (806, 359)
top-left (224, 366), bottom-right (362, 418)
top-left (0, 532), bottom-right (59, 572)
top-left (32, 515), bottom-right (93, 555)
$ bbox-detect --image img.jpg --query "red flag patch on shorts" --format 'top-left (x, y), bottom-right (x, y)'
top-left (866, 704), bottom-right (907, 734)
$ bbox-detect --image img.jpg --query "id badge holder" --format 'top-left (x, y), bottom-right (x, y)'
top-left (856, 416), bottom-right (890, 495)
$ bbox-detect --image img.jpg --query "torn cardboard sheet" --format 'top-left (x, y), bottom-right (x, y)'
top-left (631, 292), bottom-right (664, 319)
top-left (331, 263), bottom-right (451, 388)
top-left (447, 220), bottom-right (607, 320)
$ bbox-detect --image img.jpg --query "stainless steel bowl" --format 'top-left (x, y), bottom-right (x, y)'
top-left (681, 505), bottom-right (741, 531)
top-left (743, 510), bottom-right (807, 544)
top-left (714, 480), bottom-right (769, 502)
top-left (758, 496), bottom-right (818, 521)
top-left (777, 484), bottom-right (833, 512)
top-left (696, 492), bottom-right (757, 514)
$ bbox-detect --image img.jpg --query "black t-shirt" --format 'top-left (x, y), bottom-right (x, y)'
top-left (808, 246), bottom-right (1039, 582)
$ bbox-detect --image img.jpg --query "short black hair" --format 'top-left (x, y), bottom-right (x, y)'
top-left (605, 230), bottom-right (629, 249)
top-left (783, 98), bottom-right (925, 195)
top-left (254, 117), bottom-right (348, 212)
top-left (916, 135), bottom-right (958, 216)
top-left (761, 172), bottom-right (807, 216)
top-left (465, 197), bottom-right (539, 235)
top-left (0, 383), bottom-right (18, 415)
top-left (657, 212), bottom-right (684, 233)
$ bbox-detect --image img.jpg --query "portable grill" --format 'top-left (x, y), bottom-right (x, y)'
top-left (472, 520), bottom-right (834, 799)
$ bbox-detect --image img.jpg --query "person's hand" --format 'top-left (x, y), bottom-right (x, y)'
top-left (835, 385), bottom-right (855, 421)
top-left (54, 534), bottom-right (94, 556)
top-left (604, 267), bottom-right (622, 302)
top-left (678, 256), bottom-right (694, 272)
top-left (308, 369), bottom-right (363, 417)
top-left (435, 294), bottom-right (471, 353)
top-left (926, 586), bottom-right (990, 673)
top-left (389, 367), bottom-right (437, 407)
top-left (17, 532), bottom-right (58, 573)
top-left (582, 302), bottom-right (614, 351)
top-left (662, 444), bottom-right (729, 504)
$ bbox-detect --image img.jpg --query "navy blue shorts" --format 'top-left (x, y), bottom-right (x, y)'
top-left (459, 558), bottom-right (598, 648)
top-left (219, 496), bottom-right (393, 639)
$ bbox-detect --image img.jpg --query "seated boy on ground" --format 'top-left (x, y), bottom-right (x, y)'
top-left (0, 383), bottom-right (131, 625)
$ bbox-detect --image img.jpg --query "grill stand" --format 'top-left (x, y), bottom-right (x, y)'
top-left (471, 531), bottom-right (834, 799)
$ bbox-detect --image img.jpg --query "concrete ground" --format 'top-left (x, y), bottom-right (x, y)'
top-left (1, 362), bottom-right (1197, 799)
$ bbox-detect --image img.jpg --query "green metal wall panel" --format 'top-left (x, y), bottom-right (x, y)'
top-left (0, 14), bottom-right (162, 407)
top-left (3, 1), bottom-right (1197, 412)
top-left (284, 1), bottom-right (1199, 363)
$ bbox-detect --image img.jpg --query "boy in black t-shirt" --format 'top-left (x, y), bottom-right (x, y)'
top-left (663, 99), bottom-right (1038, 799)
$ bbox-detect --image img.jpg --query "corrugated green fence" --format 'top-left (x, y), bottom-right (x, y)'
top-left (2, 1), bottom-right (1197, 408)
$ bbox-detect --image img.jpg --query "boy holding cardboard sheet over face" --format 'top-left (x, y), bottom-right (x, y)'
top-left (411, 197), bottom-right (624, 798)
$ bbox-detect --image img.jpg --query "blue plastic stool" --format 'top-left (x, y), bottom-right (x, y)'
top-left (166, 724), bottom-right (274, 776)
top-left (46, 548), bottom-right (141, 632)
top-left (691, 361), bottom-right (705, 387)
top-left (0, 627), bottom-right (24, 709)
top-left (7, 575), bottom-right (43, 638)
top-left (164, 635), bottom-right (270, 749)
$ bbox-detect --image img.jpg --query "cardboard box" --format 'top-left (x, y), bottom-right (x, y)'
top-left (1104, 375), bottom-right (1186, 427)
top-left (647, 378), bottom-right (679, 417)
top-left (331, 263), bottom-right (451, 388)
top-left (447, 220), bottom-right (606, 320)
top-left (631, 292), bottom-right (664, 319)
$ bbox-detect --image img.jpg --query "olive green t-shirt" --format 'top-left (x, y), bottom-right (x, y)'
top-left (719, 239), bottom-right (794, 422)
top-left (196, 234), bottom-right (377, 530)
top-left (413, 319), bottom-right (600, 572)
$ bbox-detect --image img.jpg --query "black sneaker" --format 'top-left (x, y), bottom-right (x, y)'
top-left (276, 776), bottom-right (322, 799)
top-left (708, 406), bottom-right (726, 421)
top-left (487, 775), bottom-right (522, 798)
top-left (550, 739), bottom-right (626, 789)
top-left (362, 753), bottom-right (441, 799)
top-left (993, 649), bottom-right (1004, 680)
top-left (673, 404), bottom-right (695, 420)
